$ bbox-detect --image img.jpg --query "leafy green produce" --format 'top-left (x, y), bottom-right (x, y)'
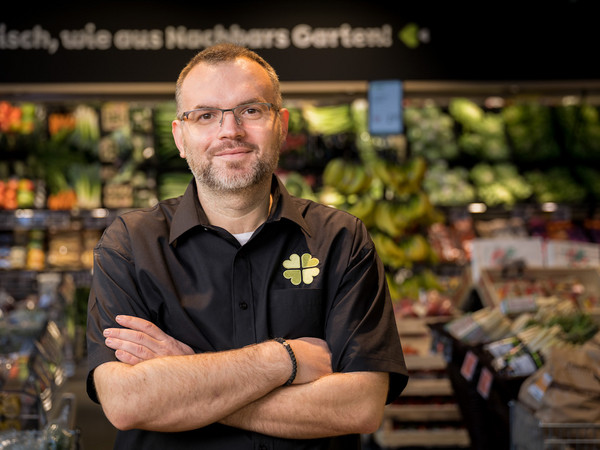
top-left (449, 98), bottom-right (510, 161)
top-left (423, 161), bottom-right (475, 206)
top-left (449, 98), bottom-right (484, 128)
top-left (69, 163), bottom-right (102, 209)
top-left (502, 103), bottom-right (560, 163)
top-left (405, 104), bottom-right (459, 160)
top-left (71, 104), bottom-right (101, 154)
top-left (470, 162), bottom-right (532, 207)
top-left (158, 172), bottom-right (192, 200)
top-left (470, 162), bottom-right (496, 186)
top-left (302, 103), bottom-right (355, 135)
top-left (555, 104), bottom-right (600, 161)
top-left (546, 312), bottom-right (598, 345)
top-left (154, 102), bottom-right (187, 171)
top-left (574, 166), bottom-right (600, 200)
top-left (525, 168), bottom-right (587, 203)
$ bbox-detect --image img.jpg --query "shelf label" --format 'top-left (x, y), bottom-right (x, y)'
top-left (460, 350), bottom-right (478, 381)
top-left (477, 366), bottom-right (493, 399)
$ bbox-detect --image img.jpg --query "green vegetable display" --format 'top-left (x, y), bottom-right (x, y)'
top-left (502, 102), bottom-right (560, 163)
top-left (405, 104), bottom-right (459, 160)
top-left (449, 98), bottom-right (510, 161)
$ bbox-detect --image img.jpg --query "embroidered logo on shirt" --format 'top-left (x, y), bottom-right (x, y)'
top-left (282, 253), bottom-right (320, 286)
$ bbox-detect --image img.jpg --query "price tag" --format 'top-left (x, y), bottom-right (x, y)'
top-left (477, 367), bottom-right (493, 399)
top-left (527, 372), bottom-right (553, 402)
top-left (460, 350), bottom-right (478, 381)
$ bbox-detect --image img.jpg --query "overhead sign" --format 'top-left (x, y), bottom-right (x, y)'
top-left (1, 1), bottom-right (598, 84)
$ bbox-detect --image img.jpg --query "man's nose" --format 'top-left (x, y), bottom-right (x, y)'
top-left (217, 111), bottom-right (245, 138)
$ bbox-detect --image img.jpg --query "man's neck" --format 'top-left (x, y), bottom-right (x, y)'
top-left (196, 180), bottom-right (273, 235)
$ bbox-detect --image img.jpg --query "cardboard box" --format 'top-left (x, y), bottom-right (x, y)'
top-left (471, 237), bottom-right (545, 283)
top-left (477, 267), bottom-right (600, 322)
top-left (545, 240), bottom-right (600, 268)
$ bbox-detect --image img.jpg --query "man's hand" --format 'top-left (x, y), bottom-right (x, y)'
top-left (286, 338), bottom-right (332, 384)
top-left (103, 315), bottom-right (194, 365)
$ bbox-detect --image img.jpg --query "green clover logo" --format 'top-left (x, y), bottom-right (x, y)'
top-left (282, 253), bottom-right (320, 286)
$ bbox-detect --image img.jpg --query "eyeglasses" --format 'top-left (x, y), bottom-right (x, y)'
top-left (178, 102), bottom-right (278, 130)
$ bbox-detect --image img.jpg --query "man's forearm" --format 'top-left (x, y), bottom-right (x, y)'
top-left (94, 341), bottom-right (291, 432)
top-left (219, 371), bottom-right (389, 439)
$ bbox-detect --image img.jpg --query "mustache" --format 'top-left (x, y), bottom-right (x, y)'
top-left (209, 140), bottom-right (258, 155)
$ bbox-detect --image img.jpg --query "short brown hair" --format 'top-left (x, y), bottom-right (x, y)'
top-left (175, 43), bottom-right (282, 115)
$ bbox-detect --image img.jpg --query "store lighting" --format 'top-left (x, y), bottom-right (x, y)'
top-left (91, 208), bottom-right (109, 218)
top-left (468, 203), bottom-right (487, 213)
top-left (561, 95), bottom-right (579, 106)
top-left (143, 146), bottom-right (155, 159)
top-left (485, 96), bottom-right (505, 108)
top-left (541, 202), bottom-right (558, 212)
top-left (14, 209), bottom-right (34, 219)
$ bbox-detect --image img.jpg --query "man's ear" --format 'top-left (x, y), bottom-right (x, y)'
top-left (172, 119), bottom-right (186, 158)
top-left (278, 108), bottom-right (290, 147)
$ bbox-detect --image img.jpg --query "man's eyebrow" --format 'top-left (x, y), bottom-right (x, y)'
top-left (189, 98), bottom-right (265, 110)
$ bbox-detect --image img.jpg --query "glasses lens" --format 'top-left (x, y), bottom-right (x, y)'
top-left (186, 109), bottom-right (221, 126)
top-left (234, 103), bottom-right (271, 122)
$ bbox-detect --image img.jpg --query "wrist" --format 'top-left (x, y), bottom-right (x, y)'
top-left (273, 338), bottom-right (297, 386)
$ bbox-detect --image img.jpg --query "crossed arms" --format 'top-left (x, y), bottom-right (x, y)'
top-left (93, 315), bottom-right (389, 439)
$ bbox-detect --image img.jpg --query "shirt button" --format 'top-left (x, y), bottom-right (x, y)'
top-left (239, 302), bottom-right (248, 310)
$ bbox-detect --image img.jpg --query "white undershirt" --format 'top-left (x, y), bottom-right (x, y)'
top-left (232, 231), bottom-right (254, 245)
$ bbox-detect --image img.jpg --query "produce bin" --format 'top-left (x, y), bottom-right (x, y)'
top-left (477, 266), bottom-right (600, 323)
top-left (429, 321), bottom-right (525, 450)
top-left (510, 400), bottom-right (600, 450)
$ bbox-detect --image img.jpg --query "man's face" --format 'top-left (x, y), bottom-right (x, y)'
top-left (172, 58), bottom-right (289, 193)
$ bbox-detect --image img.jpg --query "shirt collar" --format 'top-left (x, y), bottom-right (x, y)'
top-left (169, 175), bottom-right (312, 245)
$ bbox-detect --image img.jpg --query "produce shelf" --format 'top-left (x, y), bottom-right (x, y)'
top-left (384, 404), bottom-right (463, 422)
top-left (374, 426), bottom-right (471, 448)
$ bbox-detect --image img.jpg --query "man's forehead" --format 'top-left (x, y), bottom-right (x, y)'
top-left (181, 58), bottom-right (272, 102)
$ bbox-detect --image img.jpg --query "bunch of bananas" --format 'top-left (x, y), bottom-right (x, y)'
top-left (372, 232), bottom-right (406, 269)
top-left (372, 191), bottom-right (436, 239)
top-left (344, 194), bottom-right (376, 228)
top-left (322, 158), bottom-right (372, 196)
top-left (372, 232), bottom-right (433, 270)
top-left (373, 201), bottom-right (410, 238)
top-left (401, 234), bottom-right (432, 263)
top-left (371, 156), bottom-right (427, 197)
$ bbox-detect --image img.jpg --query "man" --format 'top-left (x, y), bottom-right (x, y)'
top-left (86, 42), bottom-right (408, 449)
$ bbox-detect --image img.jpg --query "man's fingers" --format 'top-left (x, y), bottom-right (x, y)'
top-left (104, 327), bottom-right (158, 347)
top-left (115, 315), bottom-right (168, 341)
top-left (105, 336), bottom-right (155, 360)
top-left (114, 349), bottom-right (144, 365)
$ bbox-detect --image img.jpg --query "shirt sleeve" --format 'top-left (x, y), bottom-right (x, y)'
top-left (86, 218), bottom-right (153, 403)
top-left (326, 218), bottom-right (408, 404)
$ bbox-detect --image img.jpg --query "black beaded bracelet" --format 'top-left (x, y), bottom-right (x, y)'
top-left (274, 337), bottom-right (297, 386)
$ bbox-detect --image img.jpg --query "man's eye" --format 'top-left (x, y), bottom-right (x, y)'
top-left (240, 105), bottom-right (263, 118)
top-left (197, 111), bottom-right (218, 121)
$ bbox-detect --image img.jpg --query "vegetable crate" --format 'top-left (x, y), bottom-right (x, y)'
top-left (477, 267), bottom-right (600, 323)
top-left (510, 400), bottom-right (600, 450)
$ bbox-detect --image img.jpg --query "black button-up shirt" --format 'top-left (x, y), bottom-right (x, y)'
top-left (87, 175), bottom-right (408, 449)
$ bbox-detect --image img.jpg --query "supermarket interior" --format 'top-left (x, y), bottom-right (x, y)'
top-left (2, 1), bottom-right (600, 449)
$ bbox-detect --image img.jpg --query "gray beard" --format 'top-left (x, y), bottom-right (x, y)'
top-left (189, 155), bottom-right (275, 192)
top-left (184, 141), bottom-right (279, 193)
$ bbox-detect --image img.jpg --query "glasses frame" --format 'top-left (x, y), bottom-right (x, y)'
top-left (178, 102), bottom-right (278, 127)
